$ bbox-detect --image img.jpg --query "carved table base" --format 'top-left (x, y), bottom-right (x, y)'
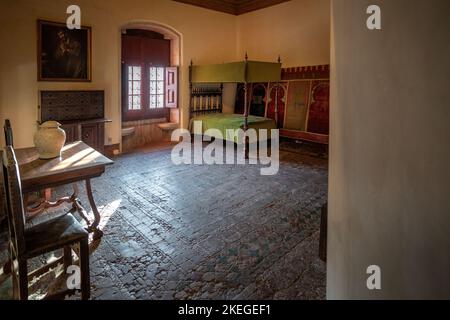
top-left (24, 179), bottom-right (103, 240)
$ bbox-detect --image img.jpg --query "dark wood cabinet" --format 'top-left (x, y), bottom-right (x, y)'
top-left (61, 121), bottom-right (106, 153)
top-left (40, 91), bottom-right (110, 154)
top-left (81, 124), bottom-right (97, 148)
top-left (61, 123), bottom-right (78, 143)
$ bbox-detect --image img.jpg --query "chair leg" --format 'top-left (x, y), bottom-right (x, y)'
top-left (63, 246), bottom-right (73, 271)
top-left (17, 259), bottom-right (28, 300)
top-left (11, 260), bottom-right (18, 299)
top-left (3, 244), bottom-right (13, 275)
top-left (2, 260), bottom-right (12, 275)
top-left (79, 238), bottom-right (90, 300)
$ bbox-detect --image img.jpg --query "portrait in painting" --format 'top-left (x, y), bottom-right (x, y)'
top-left (38, 20), bottom-right (91, 81)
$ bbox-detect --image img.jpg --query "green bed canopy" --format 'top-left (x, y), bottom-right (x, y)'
top-left (190, 60), bottom-right (282, 83)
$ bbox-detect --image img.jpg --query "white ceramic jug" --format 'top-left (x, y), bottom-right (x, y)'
top-left (34, 121), bottom-right (66, 159)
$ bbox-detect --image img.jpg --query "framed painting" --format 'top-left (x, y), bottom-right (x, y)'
top-left (37, 20), bottom-right (92, 82)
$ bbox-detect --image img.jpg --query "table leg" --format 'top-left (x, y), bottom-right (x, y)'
top-left (44, 188), bottom-right (52, 201)
top-left (85, 179), bottom-right (103, 240)
top-left (71, 183), bottom-right (91, 227)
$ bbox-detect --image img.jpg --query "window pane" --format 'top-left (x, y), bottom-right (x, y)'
top-left (133, 81), bottom-right (140, 94)
top-left (133, 67), bottom-right (141, 80)
top-left (134, 96), bottom-right (142, 109)
top-left (150, 67), bottom-right (156, 81)
top-left (126, 66), bottom-right (142, 111)
top-left (157, 67), bottom-right (164, 80)
top-left (149, 67), bottom-right (166, 109)
top-left (157, 81), bottom-right (164, 94)
top-left (128, 67), bottom-right (133, 80)
top-left (157, 95), bottom-right (164, 108)
top-left (150, 81), bottom-right (156, 94)
top-left (150, 95), bottom-right (156, 108)
top-left (128, 81), bottom-right (133, 95)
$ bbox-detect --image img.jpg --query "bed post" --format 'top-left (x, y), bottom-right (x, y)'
top-left (275, 55), bottom-right (282, 129)
top-left (244, 81), bottom-right (249, 159)
top-left (243, 52), bottom-right (249, 159)
top-left (219, 83), bottom-right (224, 113)
top-left (189, 59), bottom-right (193, 119)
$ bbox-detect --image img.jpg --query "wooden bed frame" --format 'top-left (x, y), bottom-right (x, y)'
top-left (189, 55), bottom-right (281, 158)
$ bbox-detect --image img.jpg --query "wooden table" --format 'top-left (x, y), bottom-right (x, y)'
top-left (15, 141), bottom-right (113, 240)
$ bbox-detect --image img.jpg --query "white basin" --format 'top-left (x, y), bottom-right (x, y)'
top-left (121, 127), bottom-right (135, 137)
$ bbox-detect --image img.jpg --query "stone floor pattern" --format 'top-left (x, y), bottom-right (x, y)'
top-left (1, 144), bottom-right (328, 300)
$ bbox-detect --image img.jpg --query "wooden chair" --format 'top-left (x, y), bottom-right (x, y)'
top-left (2, 146), bottom-right (90, 300)
top-left (3, 119), bottom-right (52, 220)
top-left (4, 119), bottom-right (13, 147)
top-left (0, 151), bottom-right (6, 233)
top-left (2, 119), bottom-right (13, 229)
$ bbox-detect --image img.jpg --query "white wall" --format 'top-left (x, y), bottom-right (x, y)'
top-left (328, 0), bottom-right (450, 299)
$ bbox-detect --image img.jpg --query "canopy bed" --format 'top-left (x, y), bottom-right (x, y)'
top-left (189, 55), bottom-right (282, 157)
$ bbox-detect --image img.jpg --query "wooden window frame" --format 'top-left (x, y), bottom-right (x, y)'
top-left (122, 63), bottom-right (171, 122)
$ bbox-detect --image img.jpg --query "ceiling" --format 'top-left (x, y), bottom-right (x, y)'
top-left (173, 0), bottom-right (291, 15)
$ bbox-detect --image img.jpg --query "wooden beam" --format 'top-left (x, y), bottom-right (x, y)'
top-left (236, 0), bottom-right (291, 15)
top-left (173, 0), bottom-right (237, 15)
top-left (172, 0), bottom-right (291, 16)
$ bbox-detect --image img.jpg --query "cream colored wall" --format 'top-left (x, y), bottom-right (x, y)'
top-left (0, 0), bottom-right (238, 148)
top-left (329, 0), bottom-right (450, 299)
top-left (0, 0), bottom-right (330, 149)
top-left (237, 0), bottom-right (330, 67)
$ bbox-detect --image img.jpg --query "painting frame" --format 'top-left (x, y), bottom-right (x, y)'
top-left (37, 19), bottom-right (92, 82)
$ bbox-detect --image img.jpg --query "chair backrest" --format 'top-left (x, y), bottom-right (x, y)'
top-left (0, 153), bottom-right (6, 227)
top-left (4, 119), bottom-right (14, 147)
top-left (2, 146), bottom-right (26, 256)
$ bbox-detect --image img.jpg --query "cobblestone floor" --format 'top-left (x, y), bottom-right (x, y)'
top-left (1, 142), bottom-right (328, 300)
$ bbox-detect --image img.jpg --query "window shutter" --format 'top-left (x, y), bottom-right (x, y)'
top-left (165, 67), bottom-right (178, 108)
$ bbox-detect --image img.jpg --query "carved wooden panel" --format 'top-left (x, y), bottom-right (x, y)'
top-left (307, 80), bottom-right (330, 135)
top-left (40, 91), bottom-right (104, 122)
top-left (284, 80), bottom-right (310, 131)
top-left (61, 124), bottom-right (78, 144)
top-left (281, 65), bottom-right (330, 143)
top-left (267, 82), bottom-right (287, 128)
top-left (249, 83), bottom-right (268, 117)
top-left (81, 124), bottom-right (99, 151)
top-left (282, 65), bottom-right (330, 80)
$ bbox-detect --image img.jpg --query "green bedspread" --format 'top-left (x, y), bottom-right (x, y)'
top-left (189, 113), bottom-right (276, 143)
